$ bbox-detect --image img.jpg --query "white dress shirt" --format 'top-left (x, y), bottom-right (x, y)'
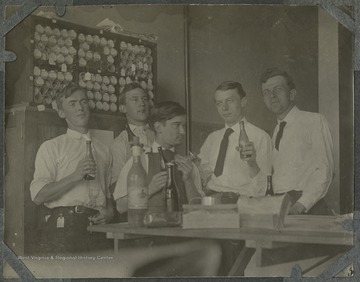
top-left (113, 141), bottom-right (203, 201)
top-left (110, 124), bottom-right (155, 184)
top-left (30, 128), bottom-right (112, 209)
top-left (198, 118), bottom-right (272, 197)
top-left (271, 106), bottom-right (334, 211)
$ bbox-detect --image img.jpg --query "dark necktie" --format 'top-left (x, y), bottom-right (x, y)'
top-left (214, 128), bottom-right (234, 177)
top-left (275, 121), bottom-right (286, 151)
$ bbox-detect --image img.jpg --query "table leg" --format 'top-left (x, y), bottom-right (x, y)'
top-left (114, 239), bottom-right (118, 254)
top-left (228, 247), bottom-right (255, 276)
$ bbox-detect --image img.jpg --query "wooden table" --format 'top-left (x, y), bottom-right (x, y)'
top-left (88, 215), bottom-right (353, 276)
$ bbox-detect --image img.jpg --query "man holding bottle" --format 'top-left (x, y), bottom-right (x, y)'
top-left (197, 81), bottom-right (272, 275)
top-left (30, 82), bottom-right (114, 254)
top-left (198, 81), bottom-right (272, 202)
top-left (260, 68), bottom-right (334, 215)
top-left (113, 101), bottom-right (203, 214)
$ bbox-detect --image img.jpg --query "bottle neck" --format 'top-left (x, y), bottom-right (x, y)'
top-left (86, 141), bottom-right (93, 158)
top-left (166, 165), bottom-right (175, 187)
top-left (132, 145), bottom-right (142, 162)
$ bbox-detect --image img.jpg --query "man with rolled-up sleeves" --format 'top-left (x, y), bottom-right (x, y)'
top-left (30, 83), bottom-right (114, 254)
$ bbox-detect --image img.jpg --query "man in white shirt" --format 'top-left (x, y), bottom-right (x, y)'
top-left (110, 83), bottom-right (155, 187)
top-left (260, 67), bottom-right (334, 215)
top-left (30, 83), bottom-right (114, 253)
top-left (198, 81), bottom-right (272, 202)
top-left (114, 101), bottom-right (202, 213)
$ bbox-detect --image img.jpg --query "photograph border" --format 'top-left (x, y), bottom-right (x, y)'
top-left (0, 0), bottom-right (359, 280)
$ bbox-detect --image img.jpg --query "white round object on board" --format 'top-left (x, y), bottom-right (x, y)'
top-left (102, 93), bottom-right (110, 102)
top-left (64, 72), bottom-right (73, 82)
top-left (95, 74), bottom-right (102, 83)
top-left (108, 39), bottom-right (114, 48)
top-left (33, 66), bottom-right (41, 76)
top-left (110, 76), bottom-right (117, 85)
top-left (110, 94), bottom-right (117, 103)
top-left (110, 103), bottom-right (117, 112)
top-left (40, 69), bottom-right (48, 79)
top-left (102, 76), bottom-right (110, 85)
top-left (68, 30), bottom-right (77, 40)
top-left (61, 29), bottom-right (68, 38)
top-left (52, 28), bottom-right (60, 37)
top-left (88, 100), bottom-right (96, 109)
top-left (86, 34), bottom-right (93, 45)
top-left (57, 72), bottom-right (65, 81)
top-left (78, 33), bottom-right (85, 43)
top-left (103, 102), bottom-right (110, 111)
top-left (94, 91), bottom-right (102, 101)
top-left (35, 24), bottom-right (44, 33)
top-left (96, 101), bottom-right (103, 110)
top-left (87, 91), bottom-right (94, 100)
top-left (108, 85), bottom-right (115, 94)
top-left (86, 81), bottom-right (93, 90)
top-left (93, 82), bottom-right (101, 91)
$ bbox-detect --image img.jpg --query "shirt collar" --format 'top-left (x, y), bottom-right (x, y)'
top-left (277, 105), bottom-right (299, 125)
top-left (151, 141), bottom-right (175, 153)
top-left (66, 128), bottom-right (91, 140)
top-left (128, 123), bottom-right (150, 132)
top-left (224, 117), bottom-right (247, 135)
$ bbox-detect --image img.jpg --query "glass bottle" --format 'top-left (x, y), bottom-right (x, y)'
top-left (84, 140), bottom-right (95, 180)
top-left (127, 136), bottom-right (148, 227)
top-left (239, 121), bottom-right (250, 159)
top-left (163, 163), bottom-right (180, 212)
top-left (265, 175), bottom-right (274, 196)
top-left (158, 146), bottom-right (167, 171)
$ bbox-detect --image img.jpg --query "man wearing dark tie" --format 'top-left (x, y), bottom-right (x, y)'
top-left (198, 81), bottom-right (272, 202)
top-left (260, 67), bottom-right (334, 215)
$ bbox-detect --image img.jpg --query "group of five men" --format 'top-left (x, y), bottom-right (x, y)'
top-left (29, 67), bottom-right (334, 273)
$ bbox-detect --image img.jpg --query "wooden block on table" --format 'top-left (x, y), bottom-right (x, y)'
top-left (182, 204), bottom-right (240, 229)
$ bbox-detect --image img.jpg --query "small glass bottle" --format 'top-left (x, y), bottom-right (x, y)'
top-left (265, 175), bottom-right (274, 196)
top-left (158, 146), bottom-right (168, 171)
top-left (239, 121), bottom-right (250, 159)
top-left (127, 137), bottom-right (148, 227)
top-left (163, 163), bottom-right (180, 212)
top-left (84, 140), bottom-right (95, 180)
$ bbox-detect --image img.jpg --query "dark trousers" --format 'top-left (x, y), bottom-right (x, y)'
top-left (282, 190), bottom-right (330, 215)
top-left (40, 209), bottom-right (111, 254)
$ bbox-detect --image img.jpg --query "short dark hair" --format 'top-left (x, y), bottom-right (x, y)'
top-left (149, 101), bottom-right (186, 125)
top-left (259, 68), bottom-right (296, 90)
top-left (216, 81), bottom-right (246, 99)
top-left (119, 82), bottom-right (147, 105)
top-left (56, 82), bottom-right (85, 109)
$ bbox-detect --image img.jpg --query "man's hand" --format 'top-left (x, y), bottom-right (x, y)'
top-left (90, 206), bottom-right (114, 224)
top-left (236, 142), bottom-right (259, 177)
top-left (72, 158), bottom-right (97, 182)
top-left (174, 155), bottom-right (193, 181)
top-left (236, 142), bottom-right (256, 164)
top-left (148, 171), bottom-right (167, 196)
top-left (289, 202), bottom-right (306, 215)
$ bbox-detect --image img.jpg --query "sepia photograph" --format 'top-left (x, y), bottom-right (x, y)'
top-left (1, 2), bottom-right (356, 279)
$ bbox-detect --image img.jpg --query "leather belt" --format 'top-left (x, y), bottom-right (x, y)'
top-left (51, 206), bottom-right (99, 217)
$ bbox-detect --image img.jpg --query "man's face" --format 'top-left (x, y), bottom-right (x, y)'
top-left (261, 75), bottom-right (296, 119)
top-left (122, 88), bottom-right (149, 125)
top-left (58, 90), bottom-right (90, 133)
top-left (214, 89), bottom-right (246, 127)
top-left (156, 115), bottom-right (186, 148)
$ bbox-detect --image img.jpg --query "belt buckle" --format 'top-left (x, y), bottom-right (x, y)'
top-left (74, 206), bottom-right (83, 214)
